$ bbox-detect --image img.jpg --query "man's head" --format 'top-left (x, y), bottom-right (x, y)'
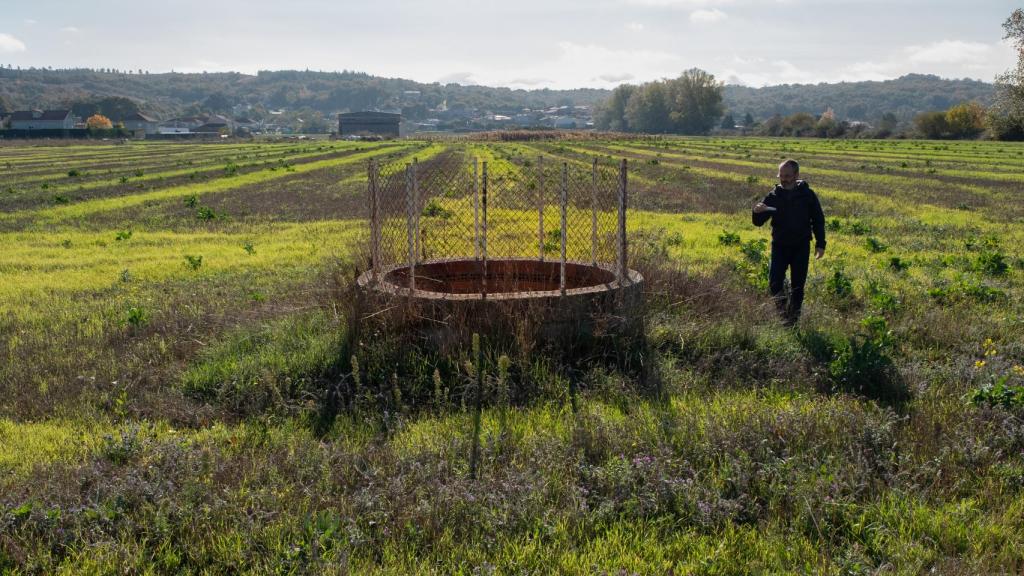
top-left (778, 159), bottom-right (799, 190)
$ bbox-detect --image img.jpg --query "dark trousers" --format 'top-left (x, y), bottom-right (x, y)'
top-left (768, 242), bottom-right (810, 321)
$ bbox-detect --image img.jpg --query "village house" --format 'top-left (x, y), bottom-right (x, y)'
top-left (121, 112), bottom-right (159, 136)
top-left (191, 114), bottom-right (232, 134)
top-left (157, 115), bottom-right (206, 134)
top-left (9, 110), bottom-right (74, 130)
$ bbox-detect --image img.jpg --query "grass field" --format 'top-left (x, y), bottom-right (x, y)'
top-left (2, 136), bottom-right (1024, 574)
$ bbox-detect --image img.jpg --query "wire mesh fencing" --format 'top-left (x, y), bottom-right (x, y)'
top-left (367, 150), bottom-right (630, 293)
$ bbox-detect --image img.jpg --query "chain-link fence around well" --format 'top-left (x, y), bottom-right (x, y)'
top-left (365, 149), bottom-right (631, 295)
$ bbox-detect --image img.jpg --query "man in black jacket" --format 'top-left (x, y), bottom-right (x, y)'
top-left (752, 159), bottom-right (826, 325)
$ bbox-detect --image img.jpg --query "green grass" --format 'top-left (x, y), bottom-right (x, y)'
top-left (2, 136), bottom-right (1024, 572)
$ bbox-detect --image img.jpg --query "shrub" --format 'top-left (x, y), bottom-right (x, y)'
top-left (846, 220), bottom-right (870, 235)
top-left (663, 231), bottom-right (684, 248)
top-left (125, 306), bottom-right (149, 327)
top-left (928, 278), bottom-right (1005, 304)
top-left (542, 228), bottom-right (561, 254)
top-left (739, 238), bottom-right (767, 264)
top-left (717, 230), bottom-right (740, 246)
top-left (196, 206), bottom-right (219, 221)
top-left (100, 424), bottom-right (148, 465)
top-left (826, 268), bottom-right (854, 298)
top-left (866, 280), bottom-right (900, 313)
top-left (888, 256), bottom-right (909, 272)
top-left (422, 199), bottom-right (454, 219)
top-left (828, 317), bottom-right (907, 405)
top-left (971, 377), bottom-right (1024, 410)
top-left (183, 255), bottom-right (203, 271)
top-left (976, 250), bottom-right (1009, 276)
top-left (864, 237), bottom-right (887, 253)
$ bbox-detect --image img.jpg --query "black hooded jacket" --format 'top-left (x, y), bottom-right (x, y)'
top-left (752, 181), bottom-right (826, 249)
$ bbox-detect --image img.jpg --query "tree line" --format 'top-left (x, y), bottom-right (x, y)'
top-left (593, 69), bottom-right (724, 135)
top-left (736, 10), bottom-right (1024, 141)
top-left (593, 10), bottom-right (1024, 141)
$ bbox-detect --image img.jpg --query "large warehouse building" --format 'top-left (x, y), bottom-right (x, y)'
top-left (338, 111), bottom-right (401, 138)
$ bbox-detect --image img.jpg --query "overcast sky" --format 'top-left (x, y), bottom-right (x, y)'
top-left (0, 0), bottom-right (1018, 89)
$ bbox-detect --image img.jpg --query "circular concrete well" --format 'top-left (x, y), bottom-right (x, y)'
top-left (358, 154), bottom-right (644, 357)
top-left (357, 259), bottom-right (644, 352)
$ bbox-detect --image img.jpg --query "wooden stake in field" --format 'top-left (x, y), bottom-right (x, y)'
top-left (469, 332), bottom-right (484, 480)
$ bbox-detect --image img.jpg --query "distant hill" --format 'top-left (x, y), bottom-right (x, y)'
top-left (722, 74), bottom-right (996, 123)
top-left (0, 68), bottom-right (609, 122)
top-left (0, 67), bottom-right (997, 126)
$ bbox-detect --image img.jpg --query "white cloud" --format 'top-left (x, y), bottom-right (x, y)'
top-left (717, 59), bottom-right (817, 87)
top-left (690, 8), bottom-right (727, 23)
top-left (837, 40), bottom-right (1015, 82)
top-left (429, 42), bottom-right (685, 89)
top-left (437, 71), bottom-right (477, 85)
top-left (24, 19), bottom-right (37, 25)
top-left (626, 22), bottom-right (645, 31)
top-left (598, 72), bottom-right (635, 83)
top-left (715, 38), bottom-right (1018, 88)
top-left (625, 0), bottom-right (731, 7)
top-left (0, 33), bottom-right (26, 53)
top-left (906, 40), bottom-right (991, 65)
top-left (60, 26), bottom-right (80, 33)
top-left (731, 55), bottom-right (764, 66)
top-left (510, 77), bottom-right (551, 86)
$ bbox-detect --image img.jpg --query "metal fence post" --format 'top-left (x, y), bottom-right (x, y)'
top-left (538, 155), bottom-right (545, 261)
top-left (413, 158), bottom-right (421, 262)
top-left (591, 157), bottom-right (598, 267)
top-left (482, 161), bottom-right (489, 299)
top-left (617, 158), bottom-right (628, 284)
top-left (560, 162), bottom-right (568, 296)
top-left (405, 163), bottom-right (416, 292)
top-left (369, 159), bottom-right (380, 282)
top-left (473, 158), bottom-right (480, 260)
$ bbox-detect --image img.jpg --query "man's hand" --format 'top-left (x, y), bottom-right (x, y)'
top-left (753, 202), bottom-right (770, 214)
top-left (815, 247), bottom-right (825, 260)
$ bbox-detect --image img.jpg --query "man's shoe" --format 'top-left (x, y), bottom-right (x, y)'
top-left (782, 310), bottom-right (800, 328)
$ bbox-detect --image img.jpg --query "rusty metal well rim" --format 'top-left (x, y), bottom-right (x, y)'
top-left (357, 258), bottom-right (643, 301)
